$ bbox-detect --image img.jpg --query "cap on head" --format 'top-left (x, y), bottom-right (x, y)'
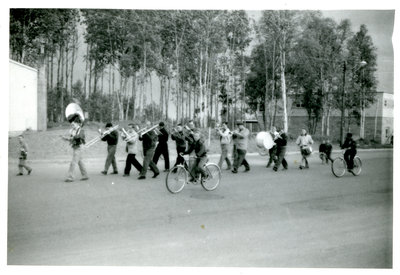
top-left (106, 122), bottom-right (113, 128)
top-left (236, 121), bottom-right (244, 126)
top-left (159, 122), bottom-right (165, 127)
top-left (346, 133), bottom-right (353, 138)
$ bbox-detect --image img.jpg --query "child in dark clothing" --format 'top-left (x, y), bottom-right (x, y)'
top-left (17, 135), bottom-right (32, 176)
top-left (341, 133), bottom-right (357, 173)
top-left (319, 138), bottom-right (333, 164)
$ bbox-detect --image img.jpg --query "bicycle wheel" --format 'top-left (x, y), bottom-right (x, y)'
top-left (331, 157), bottom-right (346, 178)
top-left (352, 156), bottom-right (362, 176)
top-left (166, 166), bottom-right (187, 194)
top-left (201, 163), bottom-right (221, 191)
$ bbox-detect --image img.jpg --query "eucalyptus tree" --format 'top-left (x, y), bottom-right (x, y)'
top-left (257, 10), bottom-right (299, 133)
top-left (346, 24), bottom-right (378, 140)
top-left (290, 11), bottom-right (344, 135)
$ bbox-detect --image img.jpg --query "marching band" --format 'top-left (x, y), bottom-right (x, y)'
top-left (19, 102), bottom-right (317, 183)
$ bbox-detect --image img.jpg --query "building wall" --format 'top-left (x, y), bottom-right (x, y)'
top-left (9, 60), bottom-right (38, 133)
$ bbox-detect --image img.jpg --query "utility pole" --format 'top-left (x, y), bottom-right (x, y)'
top-left (340, 61), bottom-right (346, 146)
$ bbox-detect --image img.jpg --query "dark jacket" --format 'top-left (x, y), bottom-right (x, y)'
top-left (101, 130), bottom-right (118, 146)
top-left (157, 128), bottom-right (169, 145)
top-left (275, 132), bottom-right (287, 148)
top-left (140, 130), bottom-right (157, 151)
top-left (184, 139), bottom-right (207, 158)
top-left (71, 128), bottom-right (86, 149)
top-left (341, 138), bottom-right (357, 152)
top-left (319, 143), bottom-right (327, 153)
top-left (171, 131), bottom-right (186, 149)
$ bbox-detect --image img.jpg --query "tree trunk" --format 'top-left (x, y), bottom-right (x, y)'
top-left (279, 39), bottom-right (288, 133)
top-left (166, 77), bottom-right (170, 121)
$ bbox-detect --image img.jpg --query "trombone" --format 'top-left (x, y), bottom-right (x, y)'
top-left (121, 127), bottom-right (146, 143)
top-left (141, 124), bottom-right (160, 136)
top-left (84, 125), bottom-right (119, 149)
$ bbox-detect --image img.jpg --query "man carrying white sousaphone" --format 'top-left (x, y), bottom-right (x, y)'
top-left (62, 103), bottom-right (89, 182)
top-left (266, 126), bottom-right (279, 168)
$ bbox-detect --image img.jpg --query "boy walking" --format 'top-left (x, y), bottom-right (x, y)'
top-left (17, 135), bottom-right (32, 176)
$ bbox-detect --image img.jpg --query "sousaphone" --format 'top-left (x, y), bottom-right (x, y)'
top-left (256, 131), bottom-right (275, 156)
top-left (65, 103), bottom-right (85, 124)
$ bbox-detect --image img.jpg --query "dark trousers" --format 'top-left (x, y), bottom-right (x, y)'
top-left (124, 154), bottom-right (143, 175)
top-left (320, 151), bottom-right (333, 163)
top-left (139, 148), bottom-right (159, 177)
top-left (105, 145), bottom-right (118, 172)
top-left (300, 148), bottom-right (311, 168)
top-left (344, 149), bottom-right (356, 169)
top-left (267, 146), bottom-right (277, 167)
top-left (233, 148), bottom-right (250, 171)
top-left (274, 146), bottom-right (288, 169)
top-left (173, 146), bottom-right (186, 167)
top-left (153, 143), bottom-right (170, 169)
top-left (190, 156), bottom-right (208, 180)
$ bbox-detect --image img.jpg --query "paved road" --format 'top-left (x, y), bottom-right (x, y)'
top-left (7, 150), bottom-right (393, 267)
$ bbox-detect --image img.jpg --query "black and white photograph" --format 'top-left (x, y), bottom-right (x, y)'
top-left (2, 0), bottom-right (398, 273)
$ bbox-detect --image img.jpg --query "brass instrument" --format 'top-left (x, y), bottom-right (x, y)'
top-left (121, 127), bottom-right (146, 143)
top-left (62, 103), bottom-right (85, 143)
top-left (84, 125), bottom-right (119, 149)
top-left (140, 124), bottom-right (160, 136)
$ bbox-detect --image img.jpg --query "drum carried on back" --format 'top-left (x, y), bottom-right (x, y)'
top-left (256, 131), bottom-right (275, 156)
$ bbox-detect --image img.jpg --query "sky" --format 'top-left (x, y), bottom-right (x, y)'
top-left (247, 10), bottom-right (394, 93)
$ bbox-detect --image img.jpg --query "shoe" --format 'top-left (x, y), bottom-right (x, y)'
top-left (112, 171), bottom-right (118, 174)
top-left (348, 169), bottom-right (355, 175)
top-left (226, 167), bottom-right (232, 170)
top-left (163, 169), bottom-right (169, 172)
top-left (152, 172), bottom-right (160, 178)
top-left (138, 175), bottom-right (146, 180)
top-left (266, 164), bottom-right (271, 168)
top-left (80, 177), bottom-right (89, 181)
top-left (123, 174), bottom-right (129, 177)
top-left (231, 169), bottom-right (238, 173)
top-left (16, 173), bottom-right (23, 176)
top-left (65, 179), bottom-right (74, 182)
top-left (273, 167), bottom-right (278, 172)
top-left (283, 166), bottom-right (288, 170)
top-left (244, 168), bottom-right (250, 172)
top-left (299, 166), bottom-right (303, 170)
top-left (28, 169), bottom-right (32, 175)
top-left (305, 165), bottom-right (309, 169)
top-left (101, 171), bottom-right (107, 175)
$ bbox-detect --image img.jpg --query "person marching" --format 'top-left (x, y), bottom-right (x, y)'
top-left (231, 121), bottom-right (250, 173)
top-left (16, 135), bottom-right (32, 176)
top-left (273, 128), bottom-right (288, 171)
top-left (216, 122), bottom-right (232, 170)
top-left (296, 129), bottom-right (314, 169)
top-left (138, 121), bottom-right (160, 180)
top-left (266, 126), bottom-right (278, 168)
top-left (100, 122), bottom-right (119, 175)
top-left (121, 123), bottom-right (143, 177)
top-left (171, 124), bottom-right (186, 167)
top-left (341, 133), bottom-right (357, 174)
top-left (181, 130), bottom-right (208, 183)
top-left (62, 116), bottom-right (88, 182)
top-left (152, 121), bottom-right (170, 172)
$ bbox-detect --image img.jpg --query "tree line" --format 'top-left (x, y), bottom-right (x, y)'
top-left (9, 9), bottom-right (378, 139)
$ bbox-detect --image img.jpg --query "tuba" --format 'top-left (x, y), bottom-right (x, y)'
top-left (256, 131), bottom-right (275, 156)
top-left (65, 103), bottom-right (84, 124)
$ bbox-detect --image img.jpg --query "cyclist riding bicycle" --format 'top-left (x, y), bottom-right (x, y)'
top-left (181, 130), bottom-right (208, 183)
top-left (341, 132), bottom-right (357, 174)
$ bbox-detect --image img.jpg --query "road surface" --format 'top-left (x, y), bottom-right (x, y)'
top-left (7, 150), bottom-right (393, 267)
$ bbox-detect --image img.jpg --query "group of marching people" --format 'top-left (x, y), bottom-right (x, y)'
top-left (16, 114), bottom-right (358, 181)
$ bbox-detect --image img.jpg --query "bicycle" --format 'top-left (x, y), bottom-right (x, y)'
top-left (331, 151), bottom-right (362, 177)
top-left (166, 155), bottom-right (221, 193)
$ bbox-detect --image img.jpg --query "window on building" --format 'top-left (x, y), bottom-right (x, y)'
top-left (384, 100), bottom-right (387, 107)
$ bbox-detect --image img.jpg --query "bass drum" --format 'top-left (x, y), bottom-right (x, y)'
top-left (256, 131), bottom-right (275, 150)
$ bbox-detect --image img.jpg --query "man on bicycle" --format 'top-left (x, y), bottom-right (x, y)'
top-left (341, 132), bottom-right (357, 174)
top-left (182, 130), bottom-right (208, 183)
